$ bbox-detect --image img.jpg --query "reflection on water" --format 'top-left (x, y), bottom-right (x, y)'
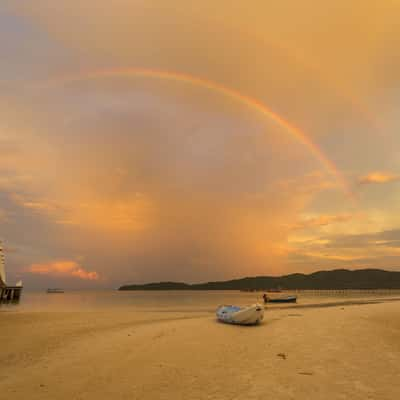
top-left (0, 299), bottom-right (21, 307)
top-left (2, 289), bottom-right (400, 313)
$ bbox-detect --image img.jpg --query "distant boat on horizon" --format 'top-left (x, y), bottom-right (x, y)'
top-left (46, 288), bottom-right (65, 294)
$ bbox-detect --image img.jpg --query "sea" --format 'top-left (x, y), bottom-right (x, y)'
top-left (2, 289), bottom-right (400, 313)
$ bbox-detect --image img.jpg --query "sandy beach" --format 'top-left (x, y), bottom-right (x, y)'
top-left (1, 299), bottom-right (399, 400)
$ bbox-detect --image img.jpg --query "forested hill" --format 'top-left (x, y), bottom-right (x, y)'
top-left (118, 269), bottom-right (400, 290)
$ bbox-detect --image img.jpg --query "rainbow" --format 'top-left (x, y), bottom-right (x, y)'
top-left (44, 67), bottom-right (354, 200)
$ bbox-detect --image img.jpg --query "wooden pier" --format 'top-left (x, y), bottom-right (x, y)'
top-left (0, 285), bottom-right (22, 302)
top-left (0, 240), bottom-right (23, 303)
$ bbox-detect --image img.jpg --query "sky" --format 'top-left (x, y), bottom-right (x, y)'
top-left (1, 1), bottom-right (400, 288)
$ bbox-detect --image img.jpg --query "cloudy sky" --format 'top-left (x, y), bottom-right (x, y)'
top-left (1, 1), bottom-right (400, 288)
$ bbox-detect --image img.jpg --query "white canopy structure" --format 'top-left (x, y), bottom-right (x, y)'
top-left (0, 242), bottom-right (23, 302)
top-left (0, 242), bottom-right (6, 287)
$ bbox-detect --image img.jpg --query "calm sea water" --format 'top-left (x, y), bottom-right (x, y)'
top-left (2, 290), bottom-right (400, 313)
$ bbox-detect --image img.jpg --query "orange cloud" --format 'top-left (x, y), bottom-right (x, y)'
top-left (359, 172), bottom-right (400, 185)
top-left (290, 214), bottom-right (353, 230)
top-left (11, 191), bottom-right (154, 233)
top-left (60, 196), bottom-right (154, 232)
top-left (11, 193), bottom-right (59, 213)
top-left (28, 260), bottom-right (99, 281)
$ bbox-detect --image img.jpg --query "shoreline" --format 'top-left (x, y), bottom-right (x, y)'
top-left (2, 293), bottom-right (400, 313)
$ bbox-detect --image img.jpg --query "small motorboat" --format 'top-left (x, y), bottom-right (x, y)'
top-left (216, 303), bottom-right (264, 325)
top-left (263, 294), bottom-right (297, 303)
top-left (46, 288), bottom-right (64, 294)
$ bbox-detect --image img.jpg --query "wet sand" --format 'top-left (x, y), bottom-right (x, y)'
top-left (1, 299), bottom-right (399, 399)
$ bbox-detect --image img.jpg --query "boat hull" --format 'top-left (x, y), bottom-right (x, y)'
top-left (216, 304), bottom-right (264, 325)
top-left (264, 295), bottom-right (297, 303)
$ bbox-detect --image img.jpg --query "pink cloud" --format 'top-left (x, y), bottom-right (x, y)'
top-left (28, 260), bottom-right (99, 281)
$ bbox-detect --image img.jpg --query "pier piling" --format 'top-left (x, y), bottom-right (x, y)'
top-left (0, 286), bottom-right (22, 303)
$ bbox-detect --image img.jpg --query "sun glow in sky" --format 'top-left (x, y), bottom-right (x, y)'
top-left (1, 1), bottom-right (400, 288)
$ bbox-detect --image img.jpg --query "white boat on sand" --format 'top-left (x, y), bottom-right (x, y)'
top-left (216, 304), bottom-right (264, 325)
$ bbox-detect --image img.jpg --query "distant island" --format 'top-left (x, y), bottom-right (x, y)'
top-left (119, 268), bottom-right (400, 291)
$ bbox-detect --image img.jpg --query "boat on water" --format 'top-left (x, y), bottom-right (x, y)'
top-left (47, 288), bottom-right (65, 294)
top-left (216, 304), bottom-right (264, 325)
top-left (0, 242), bottom-right (23, 302)
top-left (263, 293), bottom-right (297, 303)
